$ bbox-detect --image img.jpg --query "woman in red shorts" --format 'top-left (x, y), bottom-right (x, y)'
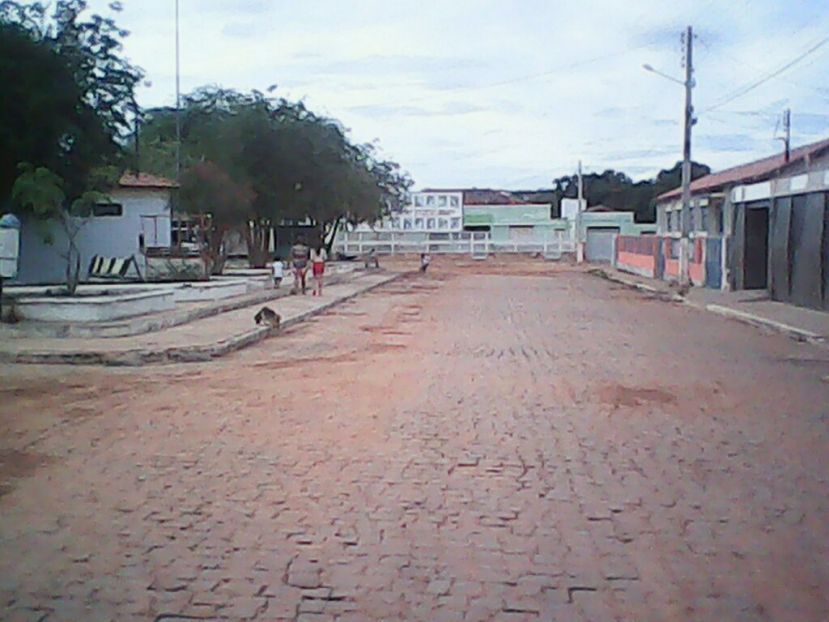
top-left (310, 244), bottom-right (327, 296)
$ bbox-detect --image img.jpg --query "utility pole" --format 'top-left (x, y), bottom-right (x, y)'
top-left (679, 25), bottom-right (695, 289)
top-left (576, 160), bottom-right (585, 262)
top-left (174, 0), bottom-right (182, 182)
top-left (134, 98), bottom-right (140, 175)
top-left (783, 108), bottom-right (791, 162)
top-left (577, 160), bottom-right (584, 210)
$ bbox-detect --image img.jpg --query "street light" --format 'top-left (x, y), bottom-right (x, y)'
top-left (642, 64), bottom-right (685, 86)
top-left (642, 25), bottom-right (695, 290)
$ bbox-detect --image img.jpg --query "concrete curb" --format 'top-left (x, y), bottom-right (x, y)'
top-left (1, 270), bottom-right (361, 339)
top-left (699, 303), bottom-right (826, 345)
top-left (591, 267), bottom-right (828, 348)
top-left (590, 268), bottom-right (684, 302)
top-left (2, 272), bottom-right (404, 366)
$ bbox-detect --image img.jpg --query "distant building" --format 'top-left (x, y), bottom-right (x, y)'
top-left (389, 190), bottom-right (464, 233)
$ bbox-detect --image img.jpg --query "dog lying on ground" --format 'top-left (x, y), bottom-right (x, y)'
top-left (254, 306), bottom-right (281, 330)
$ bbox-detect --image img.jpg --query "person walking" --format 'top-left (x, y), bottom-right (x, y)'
top-left (290, 237), bottom-right (310, 295)
top-left (420, 252), bottom-right (431, 273)
top-left (311, 244), bottom-right (328, 296)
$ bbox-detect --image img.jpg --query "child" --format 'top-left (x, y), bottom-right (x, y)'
top-left (271, 256), bottom-right (284, 288)
top-left (420, 252), bottom-right (431, 273)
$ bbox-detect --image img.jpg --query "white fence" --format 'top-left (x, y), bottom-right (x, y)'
top-left (334, 230), bottom-right (576, 258)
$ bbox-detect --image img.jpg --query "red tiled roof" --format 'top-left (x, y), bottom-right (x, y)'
top-left (657, 136), bottom-right (829, 202)
top-left (420, 188), bottom-right (525, 205)
top-left (119, 172), bottom-right (179, 189)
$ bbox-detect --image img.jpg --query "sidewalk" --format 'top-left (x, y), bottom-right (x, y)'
top-left (0, 265), bottom-right (359, 339)
top-left (595, 265), bottom-right (829, 345)
top-left (0, 271), bottom-right (401, 366)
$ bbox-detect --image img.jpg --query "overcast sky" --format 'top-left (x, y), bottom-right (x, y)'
top-left (89, 0), bottom-right (829, 189)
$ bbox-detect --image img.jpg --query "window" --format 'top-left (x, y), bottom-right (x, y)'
top-left (438, 218), bottom-right (448, 229)
top-left (437, 195), bottom-right (447, 207)
top-left (414, 195), bottom-right (424, 207)
top-left (426, 195), bottom-right (435, 206)
top-left (403, 219), bottom-right (413, 230)
top-left (450, 196), bottom-right (460, 208)
top-left (426, 218), bottom-right (436, 229)
top-left (93, 202), bottom-right (123, 217)
top-left (450, 217), bottom-right (460, 229)
top-left (700, 207), bottom-right (708, 233)
top-left (414, 218), bottom-right (424, 229)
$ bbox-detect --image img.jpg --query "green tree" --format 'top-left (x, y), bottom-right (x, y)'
top-left (11, 163), bottom-right (115, 293)
top-left (0, 0), bottom-right (142, 203)
top-left (550, 161), bottom-right (710, 222)
top-left (179, 161), bottom-right (255, 275)
top-left (139, 86), bottom-right (412, 266)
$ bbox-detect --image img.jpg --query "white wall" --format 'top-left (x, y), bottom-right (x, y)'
top-left (12, 187), bottom-right (172, 285)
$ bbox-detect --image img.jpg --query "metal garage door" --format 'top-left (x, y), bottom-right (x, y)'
top-left (585, 227), bottom-right (618, 263)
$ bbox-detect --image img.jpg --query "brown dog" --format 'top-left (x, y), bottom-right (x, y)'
top-left (254, 306), bottom-right (281, 330)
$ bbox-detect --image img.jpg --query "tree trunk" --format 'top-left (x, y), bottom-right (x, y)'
top-left (324, 216), bottom-right (342, 255)
top-left (209, 227), bottom-right (229, 275)
top-left (244, 220), bottom-right (271, 268)
top-left (62, 215), bottom-right (83, 295)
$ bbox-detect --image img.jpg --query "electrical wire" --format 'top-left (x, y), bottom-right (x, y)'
top-left (702, 32), bottom-right (829, 113)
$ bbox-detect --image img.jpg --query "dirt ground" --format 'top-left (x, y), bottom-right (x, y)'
top-left (1, 255), bottom-right (828, 621)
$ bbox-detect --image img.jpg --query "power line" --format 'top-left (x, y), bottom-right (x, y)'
top-left (365, 41), bottom-right (656, 109)
top-left (703, 32), bottom-right (829, 113)
top-left (698, 33), bottom-right (829, 99)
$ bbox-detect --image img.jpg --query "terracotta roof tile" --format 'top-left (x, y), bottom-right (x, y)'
top-left (657, 136), bottom-right (829, 201)
top-left (119, 172), bottom-right (179, 189)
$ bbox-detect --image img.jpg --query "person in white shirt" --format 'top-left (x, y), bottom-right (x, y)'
top-left (310, 245), bottom-right (328, 296)
top-left (420, 252), bottom-right (431, 273)
top-left (271, 256), bottom-right (284, 288)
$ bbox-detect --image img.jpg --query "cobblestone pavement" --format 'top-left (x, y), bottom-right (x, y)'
top-left (1, 260), bottom-right (828, 621)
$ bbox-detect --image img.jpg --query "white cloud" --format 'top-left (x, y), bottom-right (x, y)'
top-left (88, 0), bottom-right (829, 188)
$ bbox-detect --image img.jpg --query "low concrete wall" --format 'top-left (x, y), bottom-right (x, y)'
top-left (172, 280), bottom-right (249, 302)
top-left (214, 274), bottom-right (271, 293)
top-left (145, 255), bottom-right (205, 281)
top-left (14, 290), bottom-right (175, 322)
top-left (663, 238), bottom-right (706, 286)
top-left (615, 236), bottom-right (659, 278)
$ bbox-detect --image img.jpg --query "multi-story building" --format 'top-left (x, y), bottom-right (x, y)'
top-left (388, 191), bottom-right (464, 233)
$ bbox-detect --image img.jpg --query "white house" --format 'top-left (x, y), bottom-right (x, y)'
top-left (13, 172), bottom-right (177, 284)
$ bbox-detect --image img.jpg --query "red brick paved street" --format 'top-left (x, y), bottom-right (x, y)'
top-left (1, 259), bottom-right (828, 621)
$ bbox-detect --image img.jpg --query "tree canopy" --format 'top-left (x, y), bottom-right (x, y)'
top-left (0, 0), bottom-right (142, 205)
top-left (139, 87), bottom-right (412, 266)
top-left (544, 161), bottom-right (711, 222)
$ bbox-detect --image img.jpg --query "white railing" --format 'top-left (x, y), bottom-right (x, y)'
top-left (334, 231), bottom-right (576, 257)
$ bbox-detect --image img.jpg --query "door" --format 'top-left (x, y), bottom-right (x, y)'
top-left (585, 227), bottom-right (619, 263)
top-left (743, 206), bottom-right (769, 289)
top-left (704, 237), bottom-right (722, 289)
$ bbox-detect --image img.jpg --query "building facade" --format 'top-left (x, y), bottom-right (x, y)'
top-left (389, 191), bottom-right (464, 233)
top-left (12, 173), bottom-right (177, 285)
top-left (649, 137), bottom-right (829, 293)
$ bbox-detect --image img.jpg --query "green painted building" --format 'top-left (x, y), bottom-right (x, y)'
top-left (462, 203), bottom-right (569, 243)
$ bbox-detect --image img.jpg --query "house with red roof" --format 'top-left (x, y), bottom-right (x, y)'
top-left (12, 172), bottom-right (178, 284)
top-left (648, 137), bottom-right (829, 309)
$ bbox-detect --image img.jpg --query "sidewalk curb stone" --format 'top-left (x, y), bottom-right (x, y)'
top-left (595, 267), bottom-right (828, 349)
top-left (1, 272), bottom-right (404, 366)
